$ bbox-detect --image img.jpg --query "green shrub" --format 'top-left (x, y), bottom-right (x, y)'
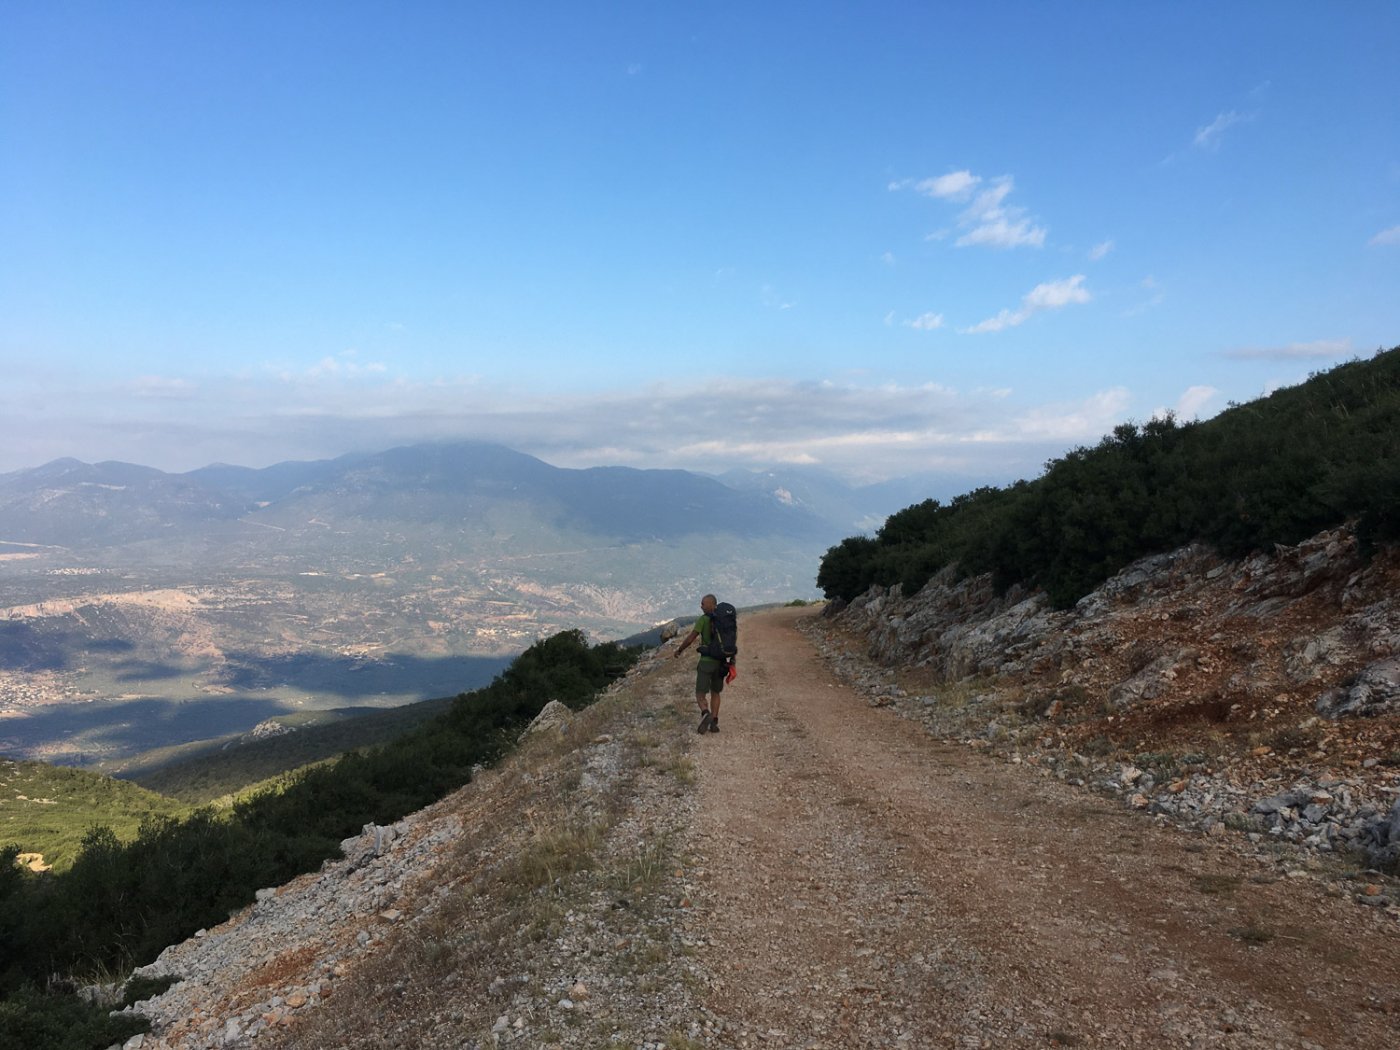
top-left (0, 630), bottom-right (640, 1029)
top-left (0, 984), bottom-right (148, 1050)
top-left (819, 348), bottom-right (1400, 606)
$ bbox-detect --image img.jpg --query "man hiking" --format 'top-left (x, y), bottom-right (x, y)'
top-left (674, 593), bottom-right (729, 733)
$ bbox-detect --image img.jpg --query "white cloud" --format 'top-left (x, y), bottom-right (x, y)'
top-left (1007, 387), bottom-right (1133, 442)
top-left (1221, 338), bottom-right (1352, 361)
top-left (914, 170), bottom-right (980, 200)
top-left (956, 215), bottom-right (1045, 250)
top-left (1193, 110), bottom-right (1244, 150)
top-left (881, 251), bottom-right (897, 265)
top-left (962, 309), bottom-right (1021, 335)
top-left (0, 365), bottom-right (1150, 486)
top-left (302, 352), bottom-right (389, 378)
top-left (955, 177), bottom-right (1046, 249)
top-left (1150, 385), bottom-right (1221, 423)
top-left (896, 170), bottom-right (1046, 249)
top-left (1025, 275), bottom-right (1091, 310)
top-left (1369, 225), bottom-right (1400, 246)
top-left (904, 312), bottom-right (945, 331)
top-left (1089, 239), bottom-right (1114, 261)
top-left (964, 275), bottom-right (1090, 333)
top-left (1175, 385), bottom-right (1220, 418)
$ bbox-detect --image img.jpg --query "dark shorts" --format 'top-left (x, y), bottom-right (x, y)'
top-left (695, 665), bottom-right (726, 695)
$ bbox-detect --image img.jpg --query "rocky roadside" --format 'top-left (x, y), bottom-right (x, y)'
top-left (798, 526), bottom-right (1400, 912)
top-left (105, 644), bottom-right (715, 1050)
top-left (801, 618), bottom-right (1400, 913)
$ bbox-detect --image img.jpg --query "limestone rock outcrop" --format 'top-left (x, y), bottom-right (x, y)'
top-left (817, 525), bottom-right (1400, 867)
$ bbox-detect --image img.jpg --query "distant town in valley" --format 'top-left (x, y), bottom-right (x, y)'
top-left (0, 440), bottom-right (924, 769)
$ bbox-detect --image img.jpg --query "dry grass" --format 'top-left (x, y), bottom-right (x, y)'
top-left (1192, 873), bottom-right (1242, 896)
top-left (501, 821), bottom-right (606, 901)
top-left (1228, 922), bottom-right (1276, 946)
top-left (910, 675), bottom-right (999, 712)
top-left (607, 833), bottom-right (677, 897)
top-left (260, 668), bottom-right (698, 1050)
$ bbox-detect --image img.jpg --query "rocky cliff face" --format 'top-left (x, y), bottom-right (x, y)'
top-left (810, 526), bottom-right (1400, 870)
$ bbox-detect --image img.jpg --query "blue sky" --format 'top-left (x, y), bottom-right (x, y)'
top-left (2, 2), bottom-right (1397, 486)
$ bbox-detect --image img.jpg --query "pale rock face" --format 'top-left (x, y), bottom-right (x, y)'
top-left (519, 699), bottom-right (574, 739)
top-left (823, 524), bottom-right (1400, 867)
top-left (1316, 656), bottom-right (1400, 718)
top-left (837, 527), bottom-right (1396, 717)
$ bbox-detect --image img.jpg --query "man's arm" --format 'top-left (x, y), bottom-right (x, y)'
top-left (673, 629), bottom-right (699, 657)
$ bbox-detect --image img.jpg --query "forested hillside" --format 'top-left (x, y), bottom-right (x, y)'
top-left (0, 630), bottom-right (639, 1048)
top-left (0, 760), bottom-right (188, 872)
top-left (819, 348), bottom-right (1400, 607)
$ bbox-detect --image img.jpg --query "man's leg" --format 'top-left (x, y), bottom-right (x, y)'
top-left (694, 667), bottom-right (711, 713)
top-left (695, 668), bottom-right (713, 732)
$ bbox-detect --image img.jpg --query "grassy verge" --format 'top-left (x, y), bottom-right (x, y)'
top-left (263, 666), bottom-right (704, 1050)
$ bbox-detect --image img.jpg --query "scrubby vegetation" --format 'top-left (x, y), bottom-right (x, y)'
top-left (0, 760), bottom-right (190, 872)
top-left (0, 629), bottom-right (639, 1049)
top-left (129, 695), bottom-right (458, 805)
top-left (819, 348), bottom-right (1400, 607)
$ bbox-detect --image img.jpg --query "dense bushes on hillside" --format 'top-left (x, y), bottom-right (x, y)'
top-left (0, 759), bottom-right (191, 872)
top-left (133, 695), bottom-right (461, 806)
top-left (0, 629), bottom-right (638, 1048)
top-left (818, 348), bottom-right (1400, 607)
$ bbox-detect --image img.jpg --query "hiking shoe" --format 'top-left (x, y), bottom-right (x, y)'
top-left (697, 710), bottom-right (713, 734)
top-left (709, 718), bottom-right (719, 733)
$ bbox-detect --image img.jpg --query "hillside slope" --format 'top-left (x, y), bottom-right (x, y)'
top-left (815, 525), bottom-right (1400, 866)
top-left (0, 759), bottom-right (186, 871)
top-left (110, 571), bottom-right (1400, 1049)
top-left (818, 347), bottom-right (1400, 609)
top-left (122, 695), bottom-right (461, 804)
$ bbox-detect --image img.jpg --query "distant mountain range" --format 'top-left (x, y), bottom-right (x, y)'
top-left (0, 441), bottom-right (932, 552)
top-left (0, 441), bottom-right (952, 766)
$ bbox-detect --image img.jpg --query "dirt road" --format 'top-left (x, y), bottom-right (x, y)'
top-left (682, 607), bottom-right (1400, 1049)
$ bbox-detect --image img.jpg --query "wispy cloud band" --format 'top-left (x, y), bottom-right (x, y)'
top-left (1193, 110), bottom-right (1245, 150)
top-left (0, 362), bottom-right (1143, 486)
top-left (1370, 225), bottom-right (1400, 246)
top-left (904, 312), bottom-right (945, 331)
top-left (964, 275), bottom-right (1090, 333)
top-left (894, 169), bottom-right (1047, 249)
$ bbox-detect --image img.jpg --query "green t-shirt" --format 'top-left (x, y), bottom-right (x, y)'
top-left (693, 614), bottom-right (722, 671)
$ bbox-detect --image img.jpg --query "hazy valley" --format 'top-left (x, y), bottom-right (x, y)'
top-left (0, 441), bottom-right (904, 771)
